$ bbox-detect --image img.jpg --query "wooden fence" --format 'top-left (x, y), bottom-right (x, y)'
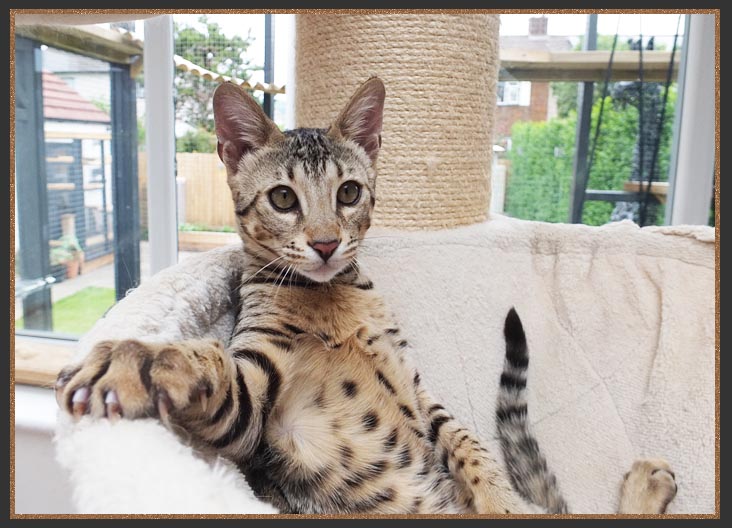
top-left (138, 151), bottom-right (237, 231)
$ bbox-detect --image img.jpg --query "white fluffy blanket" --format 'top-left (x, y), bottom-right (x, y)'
top-left (55, 215), bottom-right (716, 514)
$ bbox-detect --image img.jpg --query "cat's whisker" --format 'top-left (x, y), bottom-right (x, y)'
top-left (350, 257), bottom-right (363, 278)
top-left (358, 235), bottom-right (405, 242)
top-left (274, 264), bottom-right (293, 300)
top-left (286, 264), bottom-right (296, 291)
top-left (272, 265), bottom-right (287, 299)
top-left (242, 255), bottom-right (286, 285)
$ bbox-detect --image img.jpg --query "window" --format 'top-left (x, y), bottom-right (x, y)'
top-left (12, 13), bottom-right (715, 384)
top-left (496, 81), bottom-right (531, 106)
top-left (493, 14), bottom-right (707, 227)
top-left (13, 15), bottom-right (289, 356)
top-left (15, 40), bottom-right (142, 340)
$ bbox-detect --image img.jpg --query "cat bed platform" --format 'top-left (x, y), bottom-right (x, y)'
top-left (55, 215), bottom-right (716, 514)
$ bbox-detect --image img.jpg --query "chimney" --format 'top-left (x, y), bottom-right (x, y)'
top-left (528, 16), bottom-right (548, 38)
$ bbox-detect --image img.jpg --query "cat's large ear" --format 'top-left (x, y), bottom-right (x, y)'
top-left (329, 77), bottom-right (385, 163)
top-left (212, 82), bottom-right (284, 172)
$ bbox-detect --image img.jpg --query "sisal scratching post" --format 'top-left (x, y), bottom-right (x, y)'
top-left (295, 14), bottom-right (500, 230)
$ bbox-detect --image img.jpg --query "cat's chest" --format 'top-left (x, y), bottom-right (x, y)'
top-left (268, 284), bottom-right (390, 343)
top-left (258, 334), bottom-right (431, 511)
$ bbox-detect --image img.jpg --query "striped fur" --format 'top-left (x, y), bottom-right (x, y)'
top-left (496, 308), bottom-right (568, 514)
top-left (56, 78), bottom-right (677, 515)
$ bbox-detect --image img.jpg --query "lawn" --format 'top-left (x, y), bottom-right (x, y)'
top-left (16, 286), bottom-right (116, 336)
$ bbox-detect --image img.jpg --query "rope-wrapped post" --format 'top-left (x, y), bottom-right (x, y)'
top-left (295, 14), bottom-right (500, 230)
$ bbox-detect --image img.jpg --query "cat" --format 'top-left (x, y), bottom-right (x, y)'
top-left (55, 77), bottom-right (677, 515)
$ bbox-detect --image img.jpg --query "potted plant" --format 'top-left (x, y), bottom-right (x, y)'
top-left (50, 235), bottom-right (84, 279)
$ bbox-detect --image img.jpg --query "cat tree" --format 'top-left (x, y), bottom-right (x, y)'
top-left (296, 14), bottom-right (499, 229)
top-left (54, 14), bottom-right (715, 514)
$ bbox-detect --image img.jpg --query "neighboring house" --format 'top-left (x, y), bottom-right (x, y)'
top-left (495, 17), bottom-right (572, 147)
top-left (43, 47), bottom-right (113, 106)
top-left (43, 45), bottom-right (147, 129)
top-left (42, 69), bottom-right (115, 277)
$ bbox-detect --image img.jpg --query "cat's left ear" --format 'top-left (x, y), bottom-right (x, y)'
top-left (213, 82), bottom-right (284, 172)
top-left (328, 77), bottom-right (385, 163)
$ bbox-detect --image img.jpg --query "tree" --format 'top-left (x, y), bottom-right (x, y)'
top-left (174, 16), bottom-right (261, 132)
top-left (551, 35), bottom-right (633, 118)
top-left (176, 128), bottom-right (216, 153)
top-left (505, 91), bottom-right (675, 226)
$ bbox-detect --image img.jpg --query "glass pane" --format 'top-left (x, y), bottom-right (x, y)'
top-left (495, 14), bottom-right (690, 226)
top-left (14, 23), bottom-right (149, 338)
top-left (166, 14), bottom-right (292, 259)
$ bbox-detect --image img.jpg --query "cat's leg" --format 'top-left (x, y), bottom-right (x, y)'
top-left (55, 338), bottom-right (270, 459)
top-left (413, 382), bottom-right (539, 514)
top-left (618, 459), bottom-right (678, 514)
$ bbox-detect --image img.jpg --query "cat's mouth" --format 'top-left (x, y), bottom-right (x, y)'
top-left (298, 261), bottom-right (346, 283)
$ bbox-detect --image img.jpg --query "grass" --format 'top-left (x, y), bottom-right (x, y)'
top-left (179, 222), bottom-right (235, 233)
top-left (16, 286), bottom-right (116, 336)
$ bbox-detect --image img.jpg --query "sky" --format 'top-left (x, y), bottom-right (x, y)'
top-left (499, 14), bottom-right (685, 38)
top-left (166, 13), bottom-right (686, 128)
top-left (172, 14), bottom-right (292, 87)
top-left (172, 13), bottom-right (686, 83)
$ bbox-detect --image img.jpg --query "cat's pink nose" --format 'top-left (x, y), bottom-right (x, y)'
top-left (309, 240), bottom-right (340, 262)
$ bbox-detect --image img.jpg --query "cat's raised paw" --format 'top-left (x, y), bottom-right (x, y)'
top-left (619, 458), bottom-right (677, 514)
top-left (55, 339), bottom-right (228, 424)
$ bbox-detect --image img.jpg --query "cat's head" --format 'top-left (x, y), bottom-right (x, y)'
top-left (213, 77), bottom-right (385, 283)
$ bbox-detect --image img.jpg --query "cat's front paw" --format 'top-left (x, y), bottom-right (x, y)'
top-left (55, 339), bottom-right (229, 423)
top-left (619, 458), bottom-right (678, 514)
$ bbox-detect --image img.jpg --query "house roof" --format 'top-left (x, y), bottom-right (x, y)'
top-left (42, 71), bottom-right (110, 123)
top-left (500, 35), bottom-right (574, 52)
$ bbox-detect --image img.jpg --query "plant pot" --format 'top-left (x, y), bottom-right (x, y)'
top-left (64, 259), bottom-right (81, 279)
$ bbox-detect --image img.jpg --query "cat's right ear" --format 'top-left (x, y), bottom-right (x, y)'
top-left (212, 82), bottom-right (284, 172)
top-left (329, 77), bottom-right (385, 163)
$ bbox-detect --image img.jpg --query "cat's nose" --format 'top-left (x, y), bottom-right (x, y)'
top-left (309, 239), bottom-right (340, 262)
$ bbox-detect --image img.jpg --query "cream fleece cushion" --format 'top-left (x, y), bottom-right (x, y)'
top-left (55, 216), bottom-right (716, 514)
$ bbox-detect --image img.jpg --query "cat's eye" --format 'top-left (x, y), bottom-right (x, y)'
top-left (337, 181), bottom-right (362, 206)
top-left (269, 186), bottom-right (298, 211)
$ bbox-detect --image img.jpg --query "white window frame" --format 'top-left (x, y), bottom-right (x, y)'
top-left (665, 14), bottom-right (716, 226)
top-left (144, 15), bottom-right (179, 273)
top-left (497, 81), bottom-right (531, 107)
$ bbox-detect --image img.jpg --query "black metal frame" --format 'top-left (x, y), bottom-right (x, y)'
top-left (568, 15), bottom-right (598, 224)
top-left (15, 36), bottom-right (142, 334)
top-left (110, 63), bottom-right (141, 300)
top-left (262, 14), bottom-right (275, 119)
top-left (15, 37), bottom-right (53, 330)
top-left (568, 15), bottom-right (680, 225)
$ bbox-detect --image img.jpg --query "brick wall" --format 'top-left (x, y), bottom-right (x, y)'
top-left (494, 82), bottom-right (551, 141)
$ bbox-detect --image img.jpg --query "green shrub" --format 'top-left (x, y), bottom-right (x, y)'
top-left (505, 90), bottom-right (675, 226)
top-left (176, 128), bottom-right (216, 153)
top-left (504, 118), bottom-right (576, 223)
top-left (179, 222), bottom-right (235, 233)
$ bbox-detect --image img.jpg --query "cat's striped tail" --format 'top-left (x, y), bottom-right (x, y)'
top-left (496, 308), bottom-right (568, 514)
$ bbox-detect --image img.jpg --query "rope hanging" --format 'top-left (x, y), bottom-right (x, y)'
top-left (583, 22), bottom-right (621, 206)
top-left (583, 15), bottom-right (682, 227)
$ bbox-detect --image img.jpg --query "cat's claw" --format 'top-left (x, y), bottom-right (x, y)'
top-left (55, 366), bottom-right (80, 408)
top-left (157, 390), bottom-right (172, 426)
top-left (54, 381), bottom-right (66, 408)
top-left (105, 390), bottom-right (122, 421)
top-left (199, 387), bottom-right (209, 413)
top-left (56, 339), bottom-right (228, 426)
top-left (71, 386), bottom-right (90, 418)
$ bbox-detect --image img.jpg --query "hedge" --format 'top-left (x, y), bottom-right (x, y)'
top-left (505, 90), bottom-right (675, 226)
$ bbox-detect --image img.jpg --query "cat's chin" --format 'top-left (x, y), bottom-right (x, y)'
top-left (299, 263), bottom-right (344, 283)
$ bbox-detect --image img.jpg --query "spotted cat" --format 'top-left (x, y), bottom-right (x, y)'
top-left (56, 78), bottom-right (677, 514)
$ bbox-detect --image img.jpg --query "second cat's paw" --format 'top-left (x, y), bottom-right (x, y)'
top-left (619, 458), bottom-right (678, 514)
